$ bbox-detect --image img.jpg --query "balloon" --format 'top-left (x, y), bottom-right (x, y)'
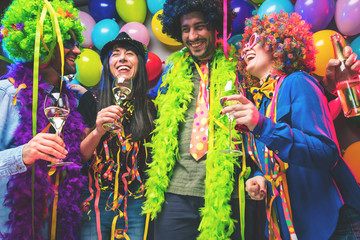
top-left (231, 0), bottom-right (256, 36)
top-left (295, 0), bottom-right (335, 32)
top-left (343, 141), bottom-right (360, 183)
top-left (91, 19), bottom-right (120, 50)
top-left (120, 22), bottom-right (150, 46)
top-left (76, 49), bottom-right (102, 87)
top-left (88, 0), bottom-right (118, 22)
top-left (228, 34), bottom-right (243, 50)
top-left (335, 0), bottom-right (360, 36)
top-left (146, 51), bottom-right (163, 82)
top-left (116, 0), bottom-right (147, 23)
top-left (251, 0), bottom-right (265, 4)
top-left (78, 11), bottom-right (96, 48)
top-left (313, 30), bottom-right (346, 77)
top-left (350, 35), bottom-right (360, 59)
top-left (257, 0), bottom-right (294, 18)
top-left (69, 78), bottom-right (80, 85)
top-left (147, 0), bottom-right (166, 15)
top-left (152, 10), bottom-right (182, 46)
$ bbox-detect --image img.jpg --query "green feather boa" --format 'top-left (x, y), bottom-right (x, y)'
top-left (143, 47), bottom-right (241, 239)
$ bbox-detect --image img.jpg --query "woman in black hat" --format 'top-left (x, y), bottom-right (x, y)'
top-left (79, 32), bottom-right (155, 240)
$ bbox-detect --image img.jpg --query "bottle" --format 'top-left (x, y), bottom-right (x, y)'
top-left (330, 34), bottom-right (360, 118)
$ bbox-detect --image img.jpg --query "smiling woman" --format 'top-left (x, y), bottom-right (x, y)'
top-left (230, 11), bottom-right (360, 240)
top-left (79, 31), bottom-right (156, 240)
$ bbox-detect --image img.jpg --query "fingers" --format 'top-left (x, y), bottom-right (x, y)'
top-left (22, 133), bottom-right (68, 165)
top-left (225, 94), bottom-right (250, 105)
top-left (95, 105), bottom-right (123, 134)
top-left (97, 105), bottom-right (123, 123)
top-left (68, 84), bottom-right (88, 95)
top-left (245, 176), bottom-right (267, 200)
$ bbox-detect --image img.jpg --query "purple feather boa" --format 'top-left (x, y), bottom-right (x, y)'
top-left (1, 63), bottom-right (86, 240)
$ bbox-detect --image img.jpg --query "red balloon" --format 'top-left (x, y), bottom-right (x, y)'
top-left (146, 51), bottom-right (163, 82)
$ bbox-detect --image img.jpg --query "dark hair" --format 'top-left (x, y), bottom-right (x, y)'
top-left (98, 44), bottom-right (154, 142)
top-left (160, 0), bottom-right (235, 43)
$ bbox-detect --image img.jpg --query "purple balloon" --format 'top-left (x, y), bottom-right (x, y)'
top-left (88, 0), bottom-right (117, 22)
top-left (335, 0), bottom-right (360, 36)
top-left (78, 11), bottom-right (96, 48)
top-left (295, 0), bottom-right (335, 32)
top-left (231, 0), bottom-right (256, 36)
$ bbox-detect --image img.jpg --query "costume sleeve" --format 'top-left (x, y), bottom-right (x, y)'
top-left (77, 90), bottom-right (97, 128)
top-left (0, 81), bottom-right (27, 177)
top-left (148, 65), bottom-right (170, 99)
top-left (252, 72), bottom-right (339, 170)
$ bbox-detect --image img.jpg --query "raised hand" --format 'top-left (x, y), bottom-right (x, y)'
top-left (22, 133), bottom-right (68, 165)
top-left (221, 94), bottom-right (260, 131)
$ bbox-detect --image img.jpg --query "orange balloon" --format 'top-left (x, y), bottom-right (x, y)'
top-left (313, 30), bottom-right (346, 77)
top-left (343, 141), bottom-right (360, 183)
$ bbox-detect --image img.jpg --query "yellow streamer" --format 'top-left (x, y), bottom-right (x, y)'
top-left (143, 213), bottom-right (150, 240)
top-left (51, 171), bottom-right (60, 240)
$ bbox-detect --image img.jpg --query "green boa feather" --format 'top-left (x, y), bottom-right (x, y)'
top-left (143, 47), bottom-right (242, 240)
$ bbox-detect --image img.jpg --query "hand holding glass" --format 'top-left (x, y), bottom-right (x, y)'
top-left (102, 77), bottom-right (132, 133)
top-left (44, 92), bottom-right (72, 167)
top-left (219, 97), bottom-right (243, 156)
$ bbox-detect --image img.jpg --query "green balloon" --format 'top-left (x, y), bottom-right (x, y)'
top-left (116, 0), bottom-right (147, 23)
top-left (75, 49), bottom-right (102, 87)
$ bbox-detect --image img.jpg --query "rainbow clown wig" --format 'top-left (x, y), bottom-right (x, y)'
top-left (237, 11), bottom-right (316, 87)
top-left (0, 0), bottom-right (84, 63)
top-left (160, 0), bottom-right (235, 43)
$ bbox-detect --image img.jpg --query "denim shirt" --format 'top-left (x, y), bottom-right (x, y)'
top-left (0, 79), bottom-right (26, 177)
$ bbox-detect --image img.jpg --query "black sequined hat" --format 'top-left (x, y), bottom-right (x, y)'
top-left (100, 32), bottom-right (148, 62)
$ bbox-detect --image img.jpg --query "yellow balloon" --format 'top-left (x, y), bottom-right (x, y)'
top-left (75, 49), bottom-right (102, 87)
top-left (152, 10), bottom-right (182, 46)
top-left (343, 141), bottom-right (360, 183)
top-left (313, 30), bottom-right (346, 77)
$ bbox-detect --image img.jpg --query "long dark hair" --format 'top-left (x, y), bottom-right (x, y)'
top-left (98, 44), bottom-right (154, 142)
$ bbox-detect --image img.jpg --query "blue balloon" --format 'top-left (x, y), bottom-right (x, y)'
top-left (91, 19), bottom-right (120, 50)
top-left (231, 0), bottom-right (256, 36)
top-left (257, 0), bottom-right (294, 18)
top-left (228, 34), bottom-right (243, 50)
top-left (295, 0), bottom-right (335, 32)
top-left (147, 0), bottom-right (166, 15)
top-left (350, 36), bottom-right (360, 58)
top-left (88, 0), bottom-right (118, 22)
top-left (69, 78), bottom-right (80, 85)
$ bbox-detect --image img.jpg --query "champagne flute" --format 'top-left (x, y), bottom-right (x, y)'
top-left (102, 77), bottom-right (133, 133)
top-left (219, 81), bottom-right (243, 156)
top-left (44, 91), bottom-right (73, 167)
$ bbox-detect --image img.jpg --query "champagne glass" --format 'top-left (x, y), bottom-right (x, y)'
top-left (102, 77), bottom-right (133, 133)
top-left (219, 81), bottom-right (243, 156)
top-left (44, 91), bottom-right (73, 167)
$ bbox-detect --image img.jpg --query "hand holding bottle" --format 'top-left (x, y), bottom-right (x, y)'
top-left (324, 45), bottom-right (360, 94)
top-left (328, 34), bottom-right (360, 118)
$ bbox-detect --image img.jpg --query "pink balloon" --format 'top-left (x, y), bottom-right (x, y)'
top-left (120, 22), bottom-right (150, 46)
top-left (335, 0), bottom-right (360, 36)
top-left (78, 11), bottom-right (96, 48)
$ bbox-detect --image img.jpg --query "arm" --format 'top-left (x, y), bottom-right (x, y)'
top-left (80, 105), bottom-right (123, 163)
top-left (223, 73), bottom-right (339, 170)
top-left (0, 82), bottom-right (67, 177)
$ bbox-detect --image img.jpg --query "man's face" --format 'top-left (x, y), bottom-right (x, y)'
top-left (180, 11), bottom-right (216, 61)
top-left (50, 30), bottom-right (81, 76)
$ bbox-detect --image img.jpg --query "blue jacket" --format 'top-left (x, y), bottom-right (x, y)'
top-left (249, 71), bottom-right (360, 240)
